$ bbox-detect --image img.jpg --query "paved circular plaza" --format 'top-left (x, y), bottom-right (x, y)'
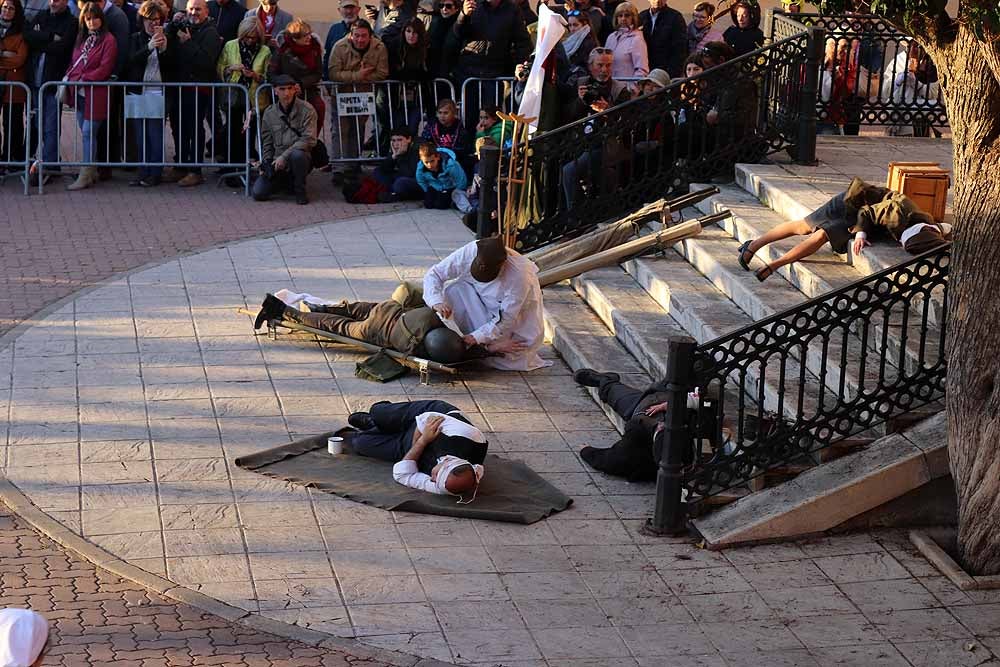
top-left (1, 208), bottom-right (997, 666)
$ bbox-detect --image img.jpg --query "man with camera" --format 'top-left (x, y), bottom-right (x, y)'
top-left (166, 0), bottom-right (222, 187)
top-left (253, 73), bottom-right (317, 204)
top-left (560, 46), bottom-right (631, 210)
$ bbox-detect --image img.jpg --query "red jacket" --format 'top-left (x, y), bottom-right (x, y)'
top-left (65, 32), bottom-right (118, 121)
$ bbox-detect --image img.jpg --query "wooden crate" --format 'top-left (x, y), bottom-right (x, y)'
top-left (887, 162), bottom-right (950, 222)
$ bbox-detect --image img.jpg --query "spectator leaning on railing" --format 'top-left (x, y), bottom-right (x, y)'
top-left (254, 72), bottom-right (316, 203)
top-left (328, 18), bottom-right (388, 157)
top-left (64, 1), bottom-right (117, 190)
top-left (166, 0), bottom-right (221, 187)
top-left (123, 0), bottom-right (171, 187)
top-left (24, 0), bottom-right (77, 183)
top-left (0, 0), bottom-right (28, 167)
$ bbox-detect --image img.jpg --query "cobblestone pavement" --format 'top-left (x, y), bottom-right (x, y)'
top-left (0, 172), bottom-right (409, 336)
top-left (0, 504), bottom-right (394, 667)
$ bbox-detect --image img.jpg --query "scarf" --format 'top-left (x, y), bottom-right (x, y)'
top-left (286, 36), bottom-right (319, 71)
top-left (687, 21), bottom-right (709, 53)
top-left (81, 31), bottom-right (101, 58)
top-left (562, 24), bottom-right (591, 59)
top-left (237, 41), bottom-right (259, 84)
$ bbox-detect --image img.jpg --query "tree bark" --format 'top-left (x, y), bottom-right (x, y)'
top-left (932, 25), bottom-right (1000, 576)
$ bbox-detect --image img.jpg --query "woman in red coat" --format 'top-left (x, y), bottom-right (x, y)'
top-left (0, 0), bottom-right (28, 168)
top-left (64, 1), bottom-right (117, 190)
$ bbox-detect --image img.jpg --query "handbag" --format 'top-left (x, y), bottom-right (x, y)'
top-left (57, 50), bottom-right (90, 107)
top-left (277, 107), bottom-right (327, 168)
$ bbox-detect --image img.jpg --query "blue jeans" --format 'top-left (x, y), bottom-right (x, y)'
top-left (75, 103), bottom-right (102, 163)
top-left (129, 117), bottom-right (163, 181)
top-left (30, 89), bottom-right (61, 164)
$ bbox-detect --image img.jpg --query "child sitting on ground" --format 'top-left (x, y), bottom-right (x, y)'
top-left (421, 98), bottom-right (473, 168)
top-left (415, 142), bottom-right (468, 210)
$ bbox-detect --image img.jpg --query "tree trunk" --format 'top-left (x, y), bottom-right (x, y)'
top-left (933, 26), bottom-right (1000, 576)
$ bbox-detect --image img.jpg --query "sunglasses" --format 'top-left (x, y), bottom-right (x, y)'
top-left (566, 8), bottom-right (581, 15)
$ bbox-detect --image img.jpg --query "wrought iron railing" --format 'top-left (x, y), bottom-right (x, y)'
top-left (770, 11), bottom-right (948, 133)
top-left (647, 244), bottom-right (949, 533)
top-left (510, 21), bottom-right (823, 252)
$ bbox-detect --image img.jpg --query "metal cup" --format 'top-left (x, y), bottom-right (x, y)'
top-left (327, 436), bottom-right (344, 455)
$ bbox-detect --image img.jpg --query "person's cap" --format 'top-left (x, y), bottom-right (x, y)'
top-left (271, 73), bottom-right (297, 87)
top-left (638, 69), bottom-right (671, 89)
top-left (339, 0), bottom-right (360, 7)
top-left (470, 237), bottom-right (508, 283)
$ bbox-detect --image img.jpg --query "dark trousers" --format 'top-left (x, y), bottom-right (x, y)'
top-left (351, 399), bottom-right (462, 465)
top-left (581, 377), bottom-right (666, 482)
top-left (282, 300), bottom-right (395, 348)
top-left (0, 102), bottom-right (26, 163)
top-left (374, 168), bottom-right (422, 200)
top-left (424, 188), bottom-right (453, 209)
top-left (252, 148), bottom-right (311, 200)
top-left (178, 89), bottom-right (212, 174)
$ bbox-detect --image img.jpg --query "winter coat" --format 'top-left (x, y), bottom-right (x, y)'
top-left (170, 18), bottom-right (222, 84)
top-left (270, 35), bottom-right (322, 96)
top-left (65, 31), bottom-right (118, 120)
top-left (259, 95), bottom-right (317, 162)
top-left (0, 32), bottom-right (28, 104)
top-left (452, 0), bottom-right (530, 78)
top-left (102, 2), bottom-right (130, 73)
top-left (23, 8), bottom-right (78, 84)
top-left (416, 146), bottom-right (467, 192)
top-left (842, 176), bottom-right (934, 241)
top-left (208, 0), bottom-right (246, 43)
top-left (217, 38), bottom-right (271, 108)
top-left (123, 30), bottom-right (173, 94)
top-left (723, 25), bottom-right (764, 57)
top-left (420, 118), bottom-right (471, 157)
top-left (378, 141), bottom-right (420, 179)
top-left (426, 12), bottom-right (459, 78)
top-left (638, 6), bottom-right (686, 78)
top-left (245, 6), bottom-right (293, 44)
top-left (604, 27), bottom-right (648, 79)
top-left (328, 34), bottom-right (389, 91)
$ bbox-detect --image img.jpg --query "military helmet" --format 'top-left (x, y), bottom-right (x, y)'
top-left (423, 327), bottom-right (465, 364)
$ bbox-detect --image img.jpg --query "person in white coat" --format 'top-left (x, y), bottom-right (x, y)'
top-left (422, 236), bottom-right (551, 372)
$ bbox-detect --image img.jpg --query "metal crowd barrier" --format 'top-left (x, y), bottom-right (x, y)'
top-left (459, 77), bottom-right (516, 127)
top-left (37, 80), bottom-right (252, 194)
top-left (0, 82), bottom-right (32, 195)
top-left (254, 78), bottom-right (456, 168)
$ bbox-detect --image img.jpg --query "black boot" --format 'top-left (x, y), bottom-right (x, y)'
top-left (253, 294), bottom-right (288, 330)
top-left (573, 368), bottom-right (621, 388)
top-left (348, 412), bottom-right (376, 431)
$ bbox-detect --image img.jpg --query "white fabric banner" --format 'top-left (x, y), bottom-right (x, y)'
top-left (517, 3), bottom-right (566, 135)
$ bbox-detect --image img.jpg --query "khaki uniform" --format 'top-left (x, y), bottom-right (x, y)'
top-left (283, 301), bottom-right (443, 357)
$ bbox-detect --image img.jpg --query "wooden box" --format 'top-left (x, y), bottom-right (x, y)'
top-left (886, 161), bottom-right (950, 222)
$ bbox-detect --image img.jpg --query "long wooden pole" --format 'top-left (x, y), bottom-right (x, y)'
top-left (236, 309), bottom-right (459, 375)
top-left (537, 211), bottom-right (732, 288)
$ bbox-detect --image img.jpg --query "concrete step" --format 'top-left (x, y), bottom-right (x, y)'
top-left (693, 411), bottom-right (949, 548)
top-left (542, 283), bottom-right (650, 434)
top-left (691, 184), bottom-right (944, 376)
top-left (734, 164), bottom-right (946, 326)
top-left (572, 257), bottom-right (827, 423)
top-left (668, 223), bottom-right (899, 401)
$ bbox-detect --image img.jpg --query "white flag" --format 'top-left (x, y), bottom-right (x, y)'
top-left (517, 3), bottom-right (567, 135)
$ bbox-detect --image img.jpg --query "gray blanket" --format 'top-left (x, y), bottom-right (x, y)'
top-left (234, 432), bottom-right (573, 524)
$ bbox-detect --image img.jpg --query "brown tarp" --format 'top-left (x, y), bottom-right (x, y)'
top-left (234, 432), bottom-right (573, 524)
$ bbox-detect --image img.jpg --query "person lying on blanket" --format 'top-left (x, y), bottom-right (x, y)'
top-left (252, 291), bottom-right (527, 364)
top-left (347, 400), bottom-right (487, 499)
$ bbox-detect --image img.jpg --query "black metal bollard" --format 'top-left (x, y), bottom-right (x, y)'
top-left (646, 335), bottom-right (697, 536)
top-left (477, 144), bottom-right (500, 239)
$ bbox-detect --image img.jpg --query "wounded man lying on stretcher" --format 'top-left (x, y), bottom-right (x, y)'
top-left (252, 292), bottom-right (527, 364)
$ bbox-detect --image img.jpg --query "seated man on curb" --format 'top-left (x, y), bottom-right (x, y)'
top-left (416, 142), bottom-right (468, 210)
top-left (254, 73), bottom-right (317, 205)
top-left (373, 126), bottom-right (423, 203)
top-left (573, 367), bottom-right (699, 481)
top-left (252, 291), bottom-right (525, 363)
top-left (347, 399), bottom-right (487, 498)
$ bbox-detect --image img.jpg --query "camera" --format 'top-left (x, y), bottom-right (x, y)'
top-left (164, 15), bottom-right (189, 34)
top-left (581, 81), bottom-right (604, 105)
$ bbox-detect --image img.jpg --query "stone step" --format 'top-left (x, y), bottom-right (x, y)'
top-left (541, 283), bottom-right (650, 435)
top-left (733, 164), bottom-right (946, 326)
top-left (571, 258), bottom-right (825, 423)
top-left (692, 412), bottom-right (949, 548)
top-left (691, 184), bottom-right (944, 376)
top-left (668, 222), bottom-right (898, 400)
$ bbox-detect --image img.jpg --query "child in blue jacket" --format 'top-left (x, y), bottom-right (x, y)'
top-left (415, 143), bottom-right (468, 210)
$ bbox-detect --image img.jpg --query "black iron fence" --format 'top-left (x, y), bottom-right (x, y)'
top-left (510, 22), bottom-right (823, 252)
top-left (648, 244), bottom-right (949, 533)
top-left (770, 11), bottom-right (948, 134)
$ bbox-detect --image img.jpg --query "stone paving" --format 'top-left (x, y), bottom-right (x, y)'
top-left (2, 198), bottom-right (1000, 665)
top-left (0, 504), bottom-right (395, 667)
